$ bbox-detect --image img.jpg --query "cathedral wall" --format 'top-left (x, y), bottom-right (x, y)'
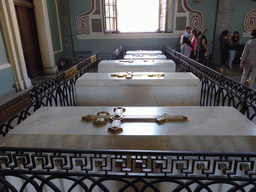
top-left (68, 0), bottom-right (256, 57)
top-left (0, 22), bottom-right (15, 95)
top-left (46, 0), bottom-right (74, 67)
top-left (68, 0), bottom-right (217, 54)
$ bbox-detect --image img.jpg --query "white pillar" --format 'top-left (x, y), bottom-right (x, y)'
top-left (34, 0), bottom-right (58, 74)
top-left (0, 0), bottom-right (32, 91)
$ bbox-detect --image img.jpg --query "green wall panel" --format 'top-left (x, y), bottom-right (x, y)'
top-left (47, 0), bottom-right (61, 52)
top-left (0, 65), bottom-right (15, 95)
top-left (232, 0), bottom-right (256, 43)
top-left (0, 24), bottom-right (15, 95)
top-left (0, 26), bottom-right (8, 65)
top-left (69, 0), bottom-right (255, 55)
top-left (73, 37), bottom-right (180, 55)
top-left (47, 0), bottom-right (74, 66)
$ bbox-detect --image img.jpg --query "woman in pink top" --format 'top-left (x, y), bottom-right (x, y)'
top-left (190, 29), bottom-right (199, 60)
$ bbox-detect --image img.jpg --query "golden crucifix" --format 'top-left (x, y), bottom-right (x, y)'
top-left (111, 72), bottom-right (165, 79)
top-left (82, 107), bottom-right (188, 134)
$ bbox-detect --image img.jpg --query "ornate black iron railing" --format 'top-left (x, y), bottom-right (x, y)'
top-left (0, 55), bottom-right (98, 137)
top-left (0, 147), bottom-right (256, 191)
top-left (1, 47), bottom-right (256, 191)
top-left (113, 45), bottom-right (123, 59)
top-left (165, 46), bottom-right (256, 123)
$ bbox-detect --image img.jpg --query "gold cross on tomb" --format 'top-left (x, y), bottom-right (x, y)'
top-left (111, 72), bottom-right (165, 79)
top-left (81, 107), bottom-right (188, 134)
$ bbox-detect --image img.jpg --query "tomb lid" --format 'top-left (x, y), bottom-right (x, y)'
top-left (1, 106), bottom-right (256, 151)
top-left (98, 59), bottom-right (175, 68)
top-left (124, 54), bottom-right (167, 59)
top-left (76, 72), bottom-right (201, 86)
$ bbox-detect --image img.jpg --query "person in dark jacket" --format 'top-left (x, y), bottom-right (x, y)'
top-left (180, 27), bottom-right (192, 57)
top-left (220, 30), bottom-right (230, 65)
top-left (197, 28), bottom-right (208, 65)
top-left (229, 31), bottom-right (240, 69)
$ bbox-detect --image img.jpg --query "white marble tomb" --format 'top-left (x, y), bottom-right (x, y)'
top-left (1, 106), bottom-right (255, 192)
top-left (98, 59), bottom-right (176, 72)
top-left (126, 50), bottom-right (162, 55)
top-left (1, 106), bottom-right (256, 152)
top-left (75, 72), bottom-right (201, 106)
top-left (124, 54), bottom-right (167, 60)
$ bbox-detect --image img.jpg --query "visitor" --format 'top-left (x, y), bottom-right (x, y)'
top-left (190, 29), bottom-right (199, 60)
top-left (197, 28), bottom-right (208, 65)
top-left (229, 31), bottom-right (240, 69)
top-left (220, 30), bottom-right (230, 65)
top-left (180, 27), bottom-right (192, 57)
top-left (240, 29), bottom-right (256, 88)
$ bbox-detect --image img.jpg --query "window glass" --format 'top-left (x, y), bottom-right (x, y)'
top-left (117, 0), bottom-right (159, 32)
top-left (103, 0), bottom-right (170, 33)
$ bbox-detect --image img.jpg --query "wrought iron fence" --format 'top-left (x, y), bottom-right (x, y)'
top-left (113, 45), bottom-right (123, 59)
top-left (1, 48), bottom-right (256, 191)
top-left (165, 46), bottom-right (256, 123)
top-left (0, 147), bottom-right (256, 191)
top-left (0, 55), bottom-right (98, 137)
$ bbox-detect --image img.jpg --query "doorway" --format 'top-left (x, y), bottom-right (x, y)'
top-left (14, 0), bottom-right (44, 79)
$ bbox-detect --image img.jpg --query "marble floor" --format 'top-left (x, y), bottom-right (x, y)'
top-left (208, 62), bottom-right (256, 90)
top-left (209, 62), bottom-right (242, 82)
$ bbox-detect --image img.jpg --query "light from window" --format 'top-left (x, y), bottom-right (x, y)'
top-left (117, 0), bottom-right (159, 33)
top-left (103, 0), bottom-right (167, 33)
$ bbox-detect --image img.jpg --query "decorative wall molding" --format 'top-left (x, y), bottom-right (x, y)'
top-left (183, 0), bottom-right (204, 31)
top-left (0, 63), bottom-right (11, 70)
top-left (76, 0), bottom-right (196, 38)
top-left (244, 9), bottom-right (256, 34)
top-left (77, 15), bottom-right (90, 35)
top-left (76, 0), bottom-right (95, 34)
top-left (173, 0), bottom-right (189, 33)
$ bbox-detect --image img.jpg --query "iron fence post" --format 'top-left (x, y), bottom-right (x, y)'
top-left (241, 81), bottom-right (250, 115)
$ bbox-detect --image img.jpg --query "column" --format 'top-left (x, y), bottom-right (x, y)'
top-left (34, 0), bottom-right (58, 74)
top-left (0, 0), bottom-right (32, 91)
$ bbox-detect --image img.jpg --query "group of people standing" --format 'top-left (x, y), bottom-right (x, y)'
top-left (180, 27), bottom-right (209, 65)
top-left (219, 29), bottom-right (256, 88)
top-left (181, 27), bottom-right (241, 68)
top-left (180, 27), bottom-right (256, 89)
top-left (220, 30), bottom-right (240, 69)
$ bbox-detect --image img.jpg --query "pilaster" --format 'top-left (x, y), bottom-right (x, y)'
top-left (34, 0), bottom-right (58, 74)
top-left (0, 0), bottom-right (32, 91)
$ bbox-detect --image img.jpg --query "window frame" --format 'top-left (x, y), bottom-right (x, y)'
top-left (159, 0), bottom-right (168, 32)
top-left (103, 0), bottom-right (168, 33)
top-left (103, 0), bottom-right (118, 33)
